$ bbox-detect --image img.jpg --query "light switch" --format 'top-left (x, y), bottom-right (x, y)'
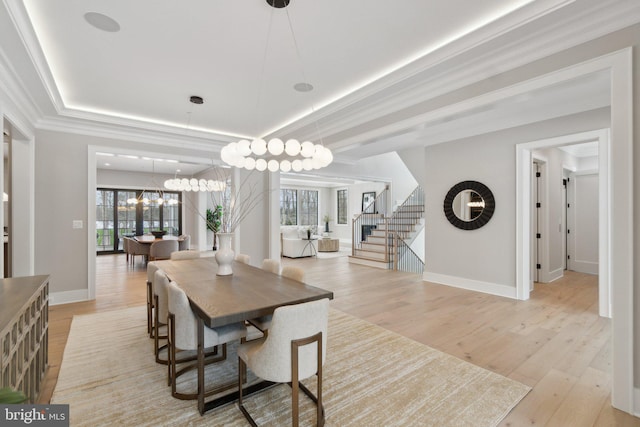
top-left (72, 220), bottom-right (83, 229)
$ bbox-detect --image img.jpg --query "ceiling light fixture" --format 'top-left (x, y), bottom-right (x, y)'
top-left (220, 0), bottom-right (332, 173)
top-left (164, 178), bottom-right (226, 193)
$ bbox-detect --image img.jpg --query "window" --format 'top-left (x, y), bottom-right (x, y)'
top-left (280, 189), bottom-right (297, 225)
top-left (96, 188), bottom-right (182, 253)
top-left (299, 190), bottom-right (318, 226)
top-left (279, 189), bottom-right (318, 226)
top-left (337, 189), bottom-right (347, 224)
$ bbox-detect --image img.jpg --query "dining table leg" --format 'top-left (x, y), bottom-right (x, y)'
top-left (197, 317), bottom-right (205, 415)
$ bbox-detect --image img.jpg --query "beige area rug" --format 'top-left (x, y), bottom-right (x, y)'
top-left (52, 306), bottom-right (529, 426)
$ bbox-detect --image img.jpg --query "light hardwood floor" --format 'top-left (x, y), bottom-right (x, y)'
top-left (40, 253), bottom-right (639, 426)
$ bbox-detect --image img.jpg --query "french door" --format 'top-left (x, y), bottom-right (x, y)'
top-left (96, 188), bottom-right (181, 253)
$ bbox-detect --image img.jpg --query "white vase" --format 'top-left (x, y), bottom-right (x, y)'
top-left (215, 233), bottom-right (235, 276)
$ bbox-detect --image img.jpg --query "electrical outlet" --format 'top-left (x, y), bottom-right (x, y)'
top-left (72, 220), bottom-right (83, 229)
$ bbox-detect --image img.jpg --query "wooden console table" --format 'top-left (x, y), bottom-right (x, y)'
top-left (0, 275), bottom-right (49, 402)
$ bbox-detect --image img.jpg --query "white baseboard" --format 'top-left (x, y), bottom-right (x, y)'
top-left (423, 272), bottom-right (517, 299)
top-left (547, 268), bottom-right (564, 283)
top-left (50, 289), bottom-right (90, 305)
top-left (570, 261), bottom-right (599, 275)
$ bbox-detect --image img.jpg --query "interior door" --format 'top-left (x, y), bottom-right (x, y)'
top-left (566, 172), bottom-right (599, 274)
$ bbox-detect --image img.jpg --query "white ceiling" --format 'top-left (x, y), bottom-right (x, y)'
top-left (3, 0), bottom-right (636, 176)
top-left (21, 0), bottom-right (537, 138)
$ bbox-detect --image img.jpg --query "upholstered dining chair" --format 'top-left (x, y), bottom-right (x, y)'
top-left (150, 239), bottom-right (179, 261)
top-left (238, 298), bottom-right (330, 427)
top-left (281, 265), bottom-right (305, 282)
top-left (153, 269), bottom-right (170, 364)
top-left (166, 281), bottom-right (248, 400)
top-left (129, 238), bottom-right (150, 265)
top-left (170, 250), bottom-right (200, 260)
top-left (122, 236), bottom-right (130, 263)
top-left (249, 265), bottom-right (306, 335)
top-left (235, 253), bottom-right (251, 265)
top-left (146, 262), bottom-right (160, 337)
top-left (178, 234), bottom-right (191, 251)
top-left (261, 258), bottom-right (281, 275)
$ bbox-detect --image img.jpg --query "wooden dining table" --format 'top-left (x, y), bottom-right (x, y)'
top-left (154, 257), bottom-right (334, 415)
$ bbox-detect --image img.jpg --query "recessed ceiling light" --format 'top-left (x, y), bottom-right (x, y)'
top-left (104, 163), bottom-right (110, 166)
top-left (190, 96), bottom-right (204, 105)
top-left (84, 12), bottom-right (120, 33)
top-left (293, 82), bottom-right (314, 93)
top-left (176, 169), bottom-right (181, 173)
top-left (119, 154), bottom-right (139, 159)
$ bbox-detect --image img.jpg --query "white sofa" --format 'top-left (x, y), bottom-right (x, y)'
top-left (281, 227), bottom-right (318, 258)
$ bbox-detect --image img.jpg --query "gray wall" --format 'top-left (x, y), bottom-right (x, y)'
top-left (424, 108), bottom-right (609, 289)
top-left (34, 129), bottom-right (220, 296)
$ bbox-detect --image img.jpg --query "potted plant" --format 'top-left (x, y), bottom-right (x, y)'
top-left (322, 214), bottom-right (332, 233)
top-left (206, 205), bottom-right (223, 250)
top-left (0, 387), bottom-right (27, 403)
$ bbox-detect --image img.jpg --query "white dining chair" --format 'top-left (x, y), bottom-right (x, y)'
top-left (235, 253), bottom-right (251, 265)
top-left (150, 239), bottom-right (179, 261)
top-left (146, 261), bottom-right (160, 337)
top-left (166, 281), bottom-right (248, 400)
top-left (238, 298), bottom-right (330, 427)
top-left (249, 265), bottom-right (305, 335)
top-left (281, 266), bottom-right (305, 282)
top-left (153, 269), bottom-right (170, 364)
top-left (170, 250), bottom-right (200, 260)
top-left (261, 258), bottom-right (281, 275)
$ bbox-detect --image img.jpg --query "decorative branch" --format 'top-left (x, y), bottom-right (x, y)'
top-left (186, 168), bottom-right (269, 234)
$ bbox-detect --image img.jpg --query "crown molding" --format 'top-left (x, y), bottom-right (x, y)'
top-left (276, 0), bottom-right (640, 147)
top-left (36, 114), bottom-right (232, 153)
top-left (3, 0), bottom-right (64, 113)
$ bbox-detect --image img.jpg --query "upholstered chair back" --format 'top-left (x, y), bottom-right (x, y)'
top-left (129, 239), bottom-right (150, 256)
top-left (153, 269), bottom-right (170, 322)
top-left (249, 298), bottom-right (329, 383)
top-left (235, 253), bottom-right (251, 265)
top-left (261, 259), bottom-right (281, 275)
top-left (166, 281), bottom-right (246, 350)
top-left (167, 281), bottom-right (200, 350)
top-left (147, 261), bottom-right (159, 284)
top-left (170, 250), bottom-right (200, 260)
top-left (281, 266), bottom-right (305, 282)
top-left (150, 240), bottom-right (179, 260)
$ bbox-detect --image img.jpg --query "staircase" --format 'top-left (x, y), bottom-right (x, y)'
top-left (349, 186), bottom-right (425, 271)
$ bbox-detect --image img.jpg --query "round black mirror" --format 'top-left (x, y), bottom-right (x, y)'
top-left (444, 181), bottom-right (495, 230)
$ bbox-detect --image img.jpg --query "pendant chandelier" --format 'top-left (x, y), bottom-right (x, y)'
top-left (221, 138), bottom-right (332, 172)
top-left (163, 177), bottom-right (226, 192)
top-left (220, 0), bottom-right (332, 173)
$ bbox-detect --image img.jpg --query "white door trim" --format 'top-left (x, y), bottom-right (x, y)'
top-left (515, 48), bottom-right (631, 414)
